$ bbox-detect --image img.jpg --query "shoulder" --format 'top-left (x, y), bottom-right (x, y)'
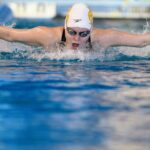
top-left (91, 28), bottom-right (118, 49)
top-left (35, 26), bottom-right (63, 37)
top-left (33, 26), bottom-right (64, 48)
top-left (36, 26), bottom-right (63, 32)
top-left (91, 28), bottom-right (115, 40)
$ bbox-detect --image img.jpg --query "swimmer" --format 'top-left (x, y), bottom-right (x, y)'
top-left (0, 3), bottom-right (150, 51)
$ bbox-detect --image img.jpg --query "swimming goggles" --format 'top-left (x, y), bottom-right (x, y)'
top-left (67, 27), bottom-right (90, 37)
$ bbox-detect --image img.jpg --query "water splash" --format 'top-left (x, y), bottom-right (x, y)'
top-left (143, 18), bottom-right (150, 33)
top-left (1, 40), bottom-right (150, 62)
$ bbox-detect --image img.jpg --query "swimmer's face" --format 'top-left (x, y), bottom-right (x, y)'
top-left (65, 27), bottom-right (91, 50)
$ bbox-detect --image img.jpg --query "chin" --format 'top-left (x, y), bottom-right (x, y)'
top-left (71, 47), bottom-right (78, 50)
top-left (67, 45), bottom-right (79, 50)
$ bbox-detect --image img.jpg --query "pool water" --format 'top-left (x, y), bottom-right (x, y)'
top-left (0, 19), bottom-right (150, 150)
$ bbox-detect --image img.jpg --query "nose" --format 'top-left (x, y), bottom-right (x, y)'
top-left (73, 34), bottom-right (80, 42)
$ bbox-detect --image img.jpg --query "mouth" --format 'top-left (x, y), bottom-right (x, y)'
top-left (72, 43), bottom-right (79, 49)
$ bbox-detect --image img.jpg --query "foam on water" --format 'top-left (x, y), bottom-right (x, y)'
top-left (1, 40), bottom-right (150, 62)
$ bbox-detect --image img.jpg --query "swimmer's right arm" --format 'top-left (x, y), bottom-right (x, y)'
top-left (0, 26), bottom-right (50, 48)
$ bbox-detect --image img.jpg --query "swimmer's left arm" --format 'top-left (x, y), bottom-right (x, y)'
top-left (101, 29), bottom-right (150, 48)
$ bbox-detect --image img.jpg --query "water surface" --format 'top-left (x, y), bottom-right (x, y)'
top-left (0, 19), bottom-right (150, 150)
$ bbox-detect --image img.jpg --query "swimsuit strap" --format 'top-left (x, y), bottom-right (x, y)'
top-left (61, 28), bottom-right (66, 42)
top-left (88, 36), bottom-right (92, 49)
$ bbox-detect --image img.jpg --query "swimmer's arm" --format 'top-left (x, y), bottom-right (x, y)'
top-left (0, 26), bottom-right (49, 47)
top-left (102, 29), bottom-right (150, 48)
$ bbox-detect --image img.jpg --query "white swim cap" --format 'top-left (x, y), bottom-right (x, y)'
top-left (65, 3), bottom-right (93, 30)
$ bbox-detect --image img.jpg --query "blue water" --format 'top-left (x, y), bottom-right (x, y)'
top-left (0, 19), bottom-right (150, 150)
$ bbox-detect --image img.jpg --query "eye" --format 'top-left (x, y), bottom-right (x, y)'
top-left (67, 28), bottom-right (76, 35)
top-left (80, 31), bottom-right (90, 37)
